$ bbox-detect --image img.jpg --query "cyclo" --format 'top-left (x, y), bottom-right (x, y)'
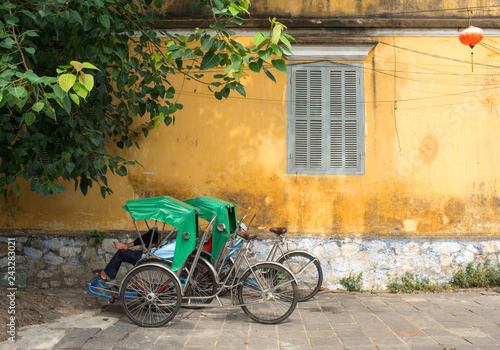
top-left (87, 195), bottom-right (299, 327)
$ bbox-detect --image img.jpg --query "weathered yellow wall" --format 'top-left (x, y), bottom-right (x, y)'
top-left (2, 31), bottom-right (500, 237)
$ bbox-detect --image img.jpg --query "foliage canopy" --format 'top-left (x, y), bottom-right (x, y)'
top-left (0, 0), bottom-right (292, 198)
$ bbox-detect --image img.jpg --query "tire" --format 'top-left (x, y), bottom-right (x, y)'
top-left (278, 251), bottom-right (323, 302)
top-left (136, 257), bottom-right (172, 269)
top-left (237, 262), bottom-right (298, 324)
top-left (120, 265), bottom-right (181, 327)
top-left (181, 257), bottom-right (217, 305)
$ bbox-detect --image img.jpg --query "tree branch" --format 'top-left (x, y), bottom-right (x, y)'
top-left (10, 10), bottom-right (29, 72)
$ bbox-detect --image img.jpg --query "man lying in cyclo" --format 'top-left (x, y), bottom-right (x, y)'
top-left (92, 228), bottom-right (176, 281)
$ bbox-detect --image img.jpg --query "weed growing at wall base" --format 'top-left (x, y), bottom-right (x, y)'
top-left (451, 259), bottom-right (500, 288)
top-left (340, 272), bottom-right (363, 292)
top-left (387, 272), bottom-right (444, 293)
top-left (91, 230), bottom-right (106, 245)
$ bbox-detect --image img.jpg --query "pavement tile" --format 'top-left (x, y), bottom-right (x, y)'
top-left (216, 337), bottom-right (249, 347)
top-left (393, 329), bottom-right (426, 337)
top-left (462, 335), bottom-right (499, 346)
top-left (185, 336), bottom-right (218, 347)
top-left (279, 338), bottom-right (311, 348)
top-left (309, 336), bottom-right (342, 347)
top-left (336, 330), bottom-right (373, 347)
top-left (53, 328), bottom-right (100, 349)
top-left (375, 345), bottom-right (411, 350)
top-left (247, 337), bottom-right (279, 347)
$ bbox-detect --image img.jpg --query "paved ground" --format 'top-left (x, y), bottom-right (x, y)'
top-left (2, 290), bottom-right (500, 350)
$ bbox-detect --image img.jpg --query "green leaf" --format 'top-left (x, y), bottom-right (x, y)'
top-left (78, 73), bottom-right (94, 91)
top-left (69, 10), bottom-right (83, 25)
top-left (94, 159), bottom-right (105, 171)
top-left (32, 101), bottom-right (44, 112)
top-left (45, 108), bottom-right (56, 120)
top-left (82, 62), bottom-right (99, 70)
top-left (65, 162), bottom-right (75, 173)
top-left (249, 59), bottom-right (263, 73)
top-left (258, 48), bottom-right (272, 61)
top-left (254, 33), bottom-right (267, 46)
top-left (13, 183), bottom-right (20, 196)
top-left (116, 166), bottom-right (127, 176)
top-left (235, 84), bottom-right (246, 97)
top-left (279, 34), bottom-right (292, 48)
top-left (7, 86), bottom-right (27, 98)
top-left (69, 93), bottom-right (80, 105)
top-left (52, 183), bottom-right (65, 194)
top-left (99, 15), bottom-right (110, 29)
top-left (59, 74), bottom-right (77, 92)
top-left (100, 186), bottom-right (107, 198)
top-left (25, 112), bottom-right (36, 126)
top-left (25, 47), bottom-right (36, 55)
top-left (228, 4), bottom-right (240, 16)
top-left (263, 67), bottom-right (276, 83)
top-left (271, 59), bottom-right (287, 73)
top-left (200, 51), bottom-right (221, 70)
top-left (271, 44), bottom-right (283, 57)
top-left (72, 82), bottom-right (88, 99)
top-left (154, 0), bottom-right (162, 8)
top-left (62, 96), bottom-right (72, 115)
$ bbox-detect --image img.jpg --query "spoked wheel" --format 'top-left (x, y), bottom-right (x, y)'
top-left (181, 257), bottom-right (217, 306)
top-left (120, 265), bottom-right (181, 327)
top-left (278, 251), bottom-right (323, 302)
top-left (237, 262), bottom-right (298, 324)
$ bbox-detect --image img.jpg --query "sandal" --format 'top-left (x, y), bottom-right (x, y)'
top-left (92, 269), bottom-right (108, 281)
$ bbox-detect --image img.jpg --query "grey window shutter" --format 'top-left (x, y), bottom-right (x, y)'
top-left (288, 63), bottom-right (364, 175)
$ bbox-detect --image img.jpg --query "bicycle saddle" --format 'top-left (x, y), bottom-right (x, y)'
top-left (269, 227), bottom-right (287, 235)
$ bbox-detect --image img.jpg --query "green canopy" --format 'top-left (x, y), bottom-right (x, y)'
top-left (184, 196), bottom-right (237, 261)
top-left (123, 196), bottom-right (199, 271)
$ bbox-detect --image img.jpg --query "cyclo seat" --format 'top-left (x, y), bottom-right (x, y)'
top-left (269, 227), bottom-right (287, 236)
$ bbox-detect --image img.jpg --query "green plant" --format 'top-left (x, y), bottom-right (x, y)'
top-left (387, 272), bottom-right (440, 293)
top-left (0, 0), bottom-right (293, 198)
top-left (91, 230), bottom-right (106, 244)
top-left (450, 258), bottom-right (500, 288)
top-left (340, 272), bottom-right (363, 292)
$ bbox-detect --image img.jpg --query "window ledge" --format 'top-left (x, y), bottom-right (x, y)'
top-left (288, 40), bottom-right (377, 61)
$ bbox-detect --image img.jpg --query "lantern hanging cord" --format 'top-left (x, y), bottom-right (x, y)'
top-left (468, 9), bottom-right (473, 26)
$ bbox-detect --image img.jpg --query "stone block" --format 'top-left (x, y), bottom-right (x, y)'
top-left (44, 252), bottom-right (63, 265)
top-left (60, 246), bottom-right (81, 258)
top-left (431, 242), bottom-right (462, 255)
top-left (482, 241), bottom-right (500, 253)
top-left (24, 246), bottom-right (43, 260)
top-left (43, 237), bottom-right (61, 251)
top-left (37, 270), bottom-right (54, 279)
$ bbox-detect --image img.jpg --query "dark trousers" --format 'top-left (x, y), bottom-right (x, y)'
top-left (104, 249), bottom-right (143, 280)
top-left (104, 229), bottom-right (159, 280)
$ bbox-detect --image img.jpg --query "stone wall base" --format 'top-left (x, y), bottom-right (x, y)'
top-left (1, 233), bottom-right (499, 289)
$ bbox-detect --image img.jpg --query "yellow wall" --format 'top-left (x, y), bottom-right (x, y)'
top-left (2, 33), bottom-right (500, 238)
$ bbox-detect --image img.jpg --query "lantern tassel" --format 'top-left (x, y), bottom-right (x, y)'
top-left (471, 49), bottom-right (474, 72)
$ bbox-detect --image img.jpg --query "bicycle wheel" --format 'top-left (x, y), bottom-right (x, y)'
top-left (278, 251), bottom-right (323, 302)
top-left (237, 262), bottom-right (298, 324)
top-left (120, 265), bottom-right (181, 327)
top-left (181, 257), bottom-right (217, 305)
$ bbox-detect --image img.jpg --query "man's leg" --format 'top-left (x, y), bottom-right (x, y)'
top-left (132, 228), bottom-right (159, 248)
top-left (103, 249), bottom-right (143, 280)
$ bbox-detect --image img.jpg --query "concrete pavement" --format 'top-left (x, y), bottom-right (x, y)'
top-left (2, 290), bottom-right (500, 350)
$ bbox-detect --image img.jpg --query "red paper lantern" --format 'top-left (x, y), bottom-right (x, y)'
top-left (459, 26), bottom-right (484, 72)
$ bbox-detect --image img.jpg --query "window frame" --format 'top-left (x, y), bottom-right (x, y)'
top-left (287, 62), bottom-right (365, 175)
